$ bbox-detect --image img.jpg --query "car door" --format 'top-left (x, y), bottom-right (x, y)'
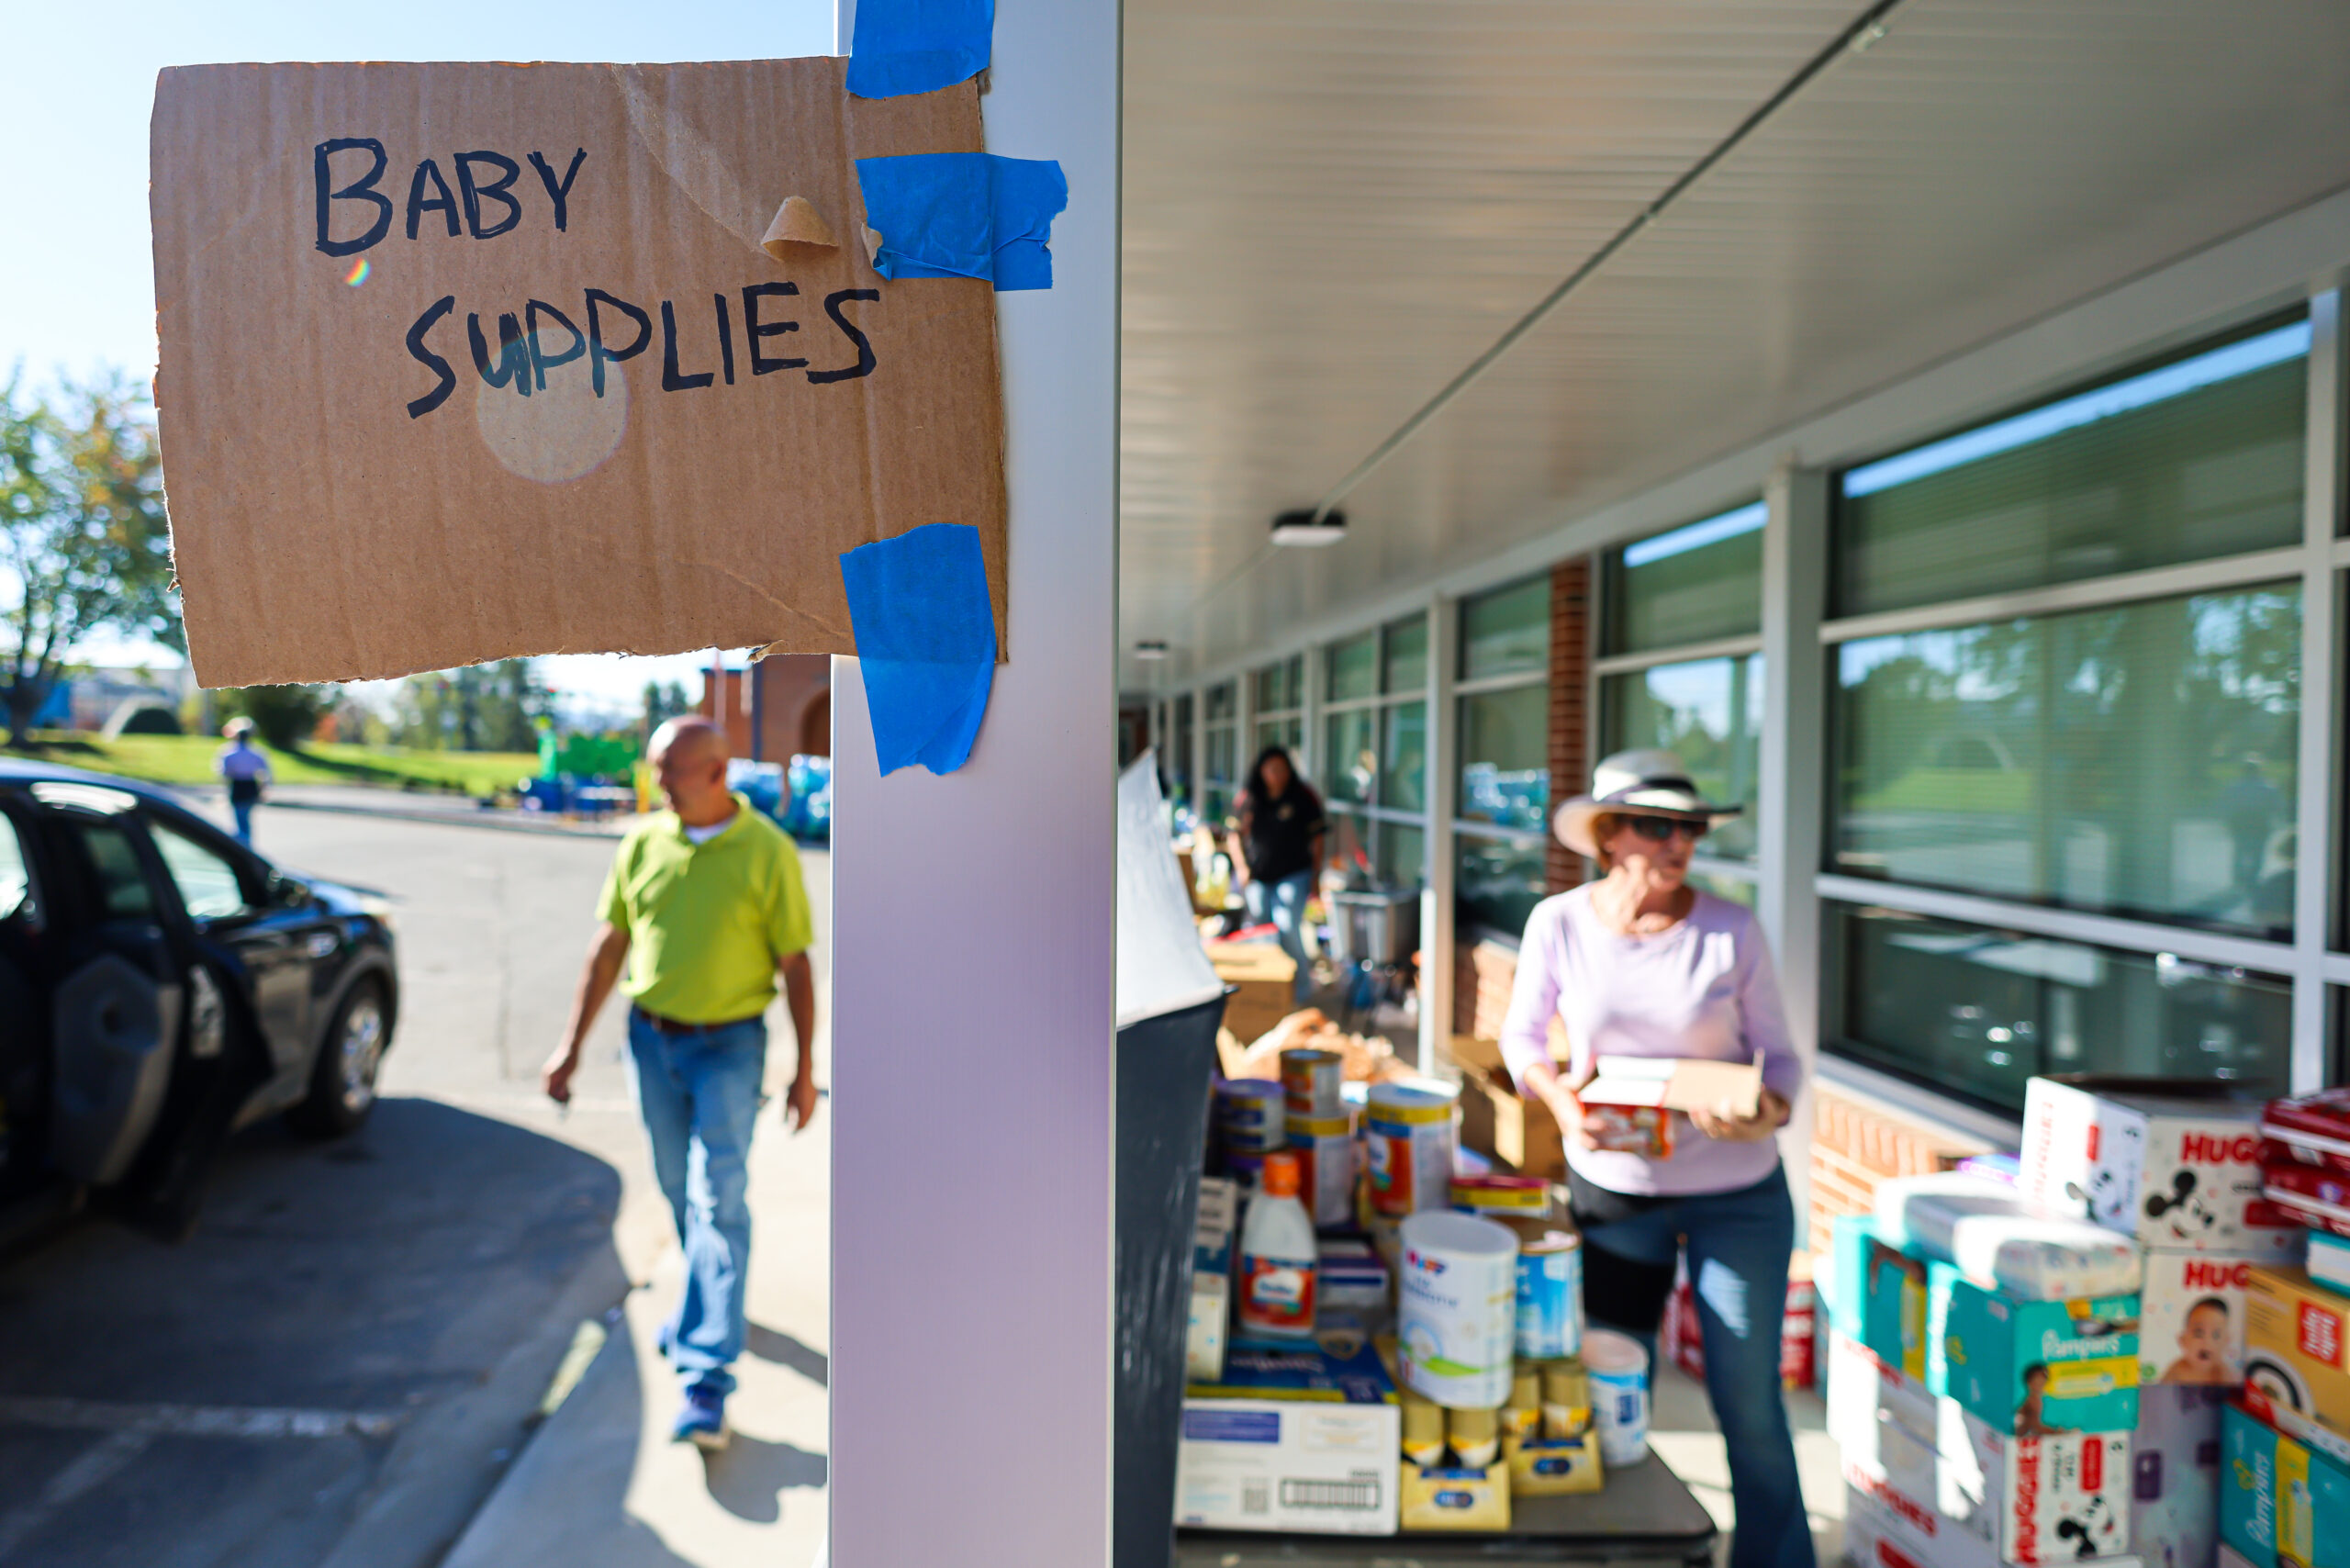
top-left (145, 815), bottom-right (330, 1103)
top-left (0, 800), bottom-right (54, 1201)
top-left (31, 788), bottom-right (187, 1190)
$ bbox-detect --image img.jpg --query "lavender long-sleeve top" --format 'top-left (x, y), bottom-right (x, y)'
top-left (1498, 885), bottom-right (1805, 1197)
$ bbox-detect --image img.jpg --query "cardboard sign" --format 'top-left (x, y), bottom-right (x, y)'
top-left (151, 60), bottom-right (1007, 686)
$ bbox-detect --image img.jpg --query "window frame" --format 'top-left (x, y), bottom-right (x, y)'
top-left (1323, 611), bottom-right (1433, 890)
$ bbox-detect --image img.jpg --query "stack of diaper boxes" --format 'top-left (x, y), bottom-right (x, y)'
top-left (1832, 1167), bottom-right (2144, 1568)
top-left (2021, 1078), bottom-right (2305, 1568)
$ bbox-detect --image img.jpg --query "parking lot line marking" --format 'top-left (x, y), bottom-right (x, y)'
top-left (0, 1428), bottom-right (153, 1558)
top-left (0, 1396), bottom-right (401, 1440)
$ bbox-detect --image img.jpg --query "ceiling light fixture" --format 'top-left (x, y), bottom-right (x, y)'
top-left (1270, 508), bottom-right (1348, 548)
top-left (1134, 640), bottom-right (1169, 660)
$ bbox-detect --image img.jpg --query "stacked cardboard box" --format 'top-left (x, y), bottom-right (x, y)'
top-left (1830, 1161), bottom-right (2144, 1568)
top-left (2020, 1078), bottom-right (2307, 1568)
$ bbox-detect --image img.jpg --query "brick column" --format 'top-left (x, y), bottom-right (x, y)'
top-left (1545, 556), bottom-right (1592, 895)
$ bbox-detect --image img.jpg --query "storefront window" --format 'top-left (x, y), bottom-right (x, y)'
top-left (1603, 654), bottom-right (1762, 861)
top-left (1457, 833), bottom-right (1545, 937)
top-left (1458, 686), bottom-right (1549, 833)
top-left (1380, 822), bottom-right (1427, 890)
top-left (1382, 701), bottom-right (1427, 813)
top-left (1203, 724), bottom-right (1237, 824)
top-left (1836, 319), bottom-right (2309, 617)
top-left (1253, 655), bottom-right (1303, 715)
top-left (1383, 613), bottom-right (1429, 695)
top-left (1604, 501), bottom-right (1764, 655)
top-left (1169, 693), bottom-right (1193, 808)
top-left (1325, 709), bottom-right (1376, 805)
top-left (1460, 577), bottom-right (1550, 680)
top-left (1827, 902), bottom-right (2288, 1114)
top-left (1327, 632), bottom-right (1378, 702)
top-left (1832, 586), bottom-right (2300, 937)
top-left (1253, 715), bottom-right (1302, 754)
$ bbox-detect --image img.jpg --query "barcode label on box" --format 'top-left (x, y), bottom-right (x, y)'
top-left (1281, 1476), bottom-right (1382, 1511)
top-left (1242, 1481), bottom-right (1270, 1516)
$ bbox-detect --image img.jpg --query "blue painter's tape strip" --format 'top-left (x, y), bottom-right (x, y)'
top-left (854, 153), bottom-right (1068, 292)
top-left (845, 0), bottom-right (992, 99)
top-left (840, 523), bottom-right (997, 776)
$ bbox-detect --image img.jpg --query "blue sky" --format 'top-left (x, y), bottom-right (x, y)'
top-left (6, 0), bottom-right (834, 710)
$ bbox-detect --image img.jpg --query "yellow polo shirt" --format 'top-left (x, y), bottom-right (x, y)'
top-left (598, 795), bottom-right (813, 1025)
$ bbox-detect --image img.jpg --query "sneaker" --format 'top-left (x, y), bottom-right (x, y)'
top-left (672, 1386), bottom-right (729, 1451)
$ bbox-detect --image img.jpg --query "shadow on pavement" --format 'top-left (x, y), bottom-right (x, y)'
top-left (0, 1097), bottom-right (632, 1568)
top-left (702, 1431), bottom-right (830, 1524)
top-left (745, 1323), bottom-right (830, 1387)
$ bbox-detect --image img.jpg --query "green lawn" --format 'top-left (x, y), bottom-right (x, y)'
top-left (12, 732), bottom-right (542, 797)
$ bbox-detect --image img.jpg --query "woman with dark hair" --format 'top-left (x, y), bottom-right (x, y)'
top-left (1226, 745), bottom-right (1326, 1003)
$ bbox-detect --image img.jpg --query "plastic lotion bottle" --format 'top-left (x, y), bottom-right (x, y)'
top-left (1237, 1150), bottom-right (1318, 1338)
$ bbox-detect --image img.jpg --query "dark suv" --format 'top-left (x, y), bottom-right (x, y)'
top-left (0, 761), bottom-right (399, 1238)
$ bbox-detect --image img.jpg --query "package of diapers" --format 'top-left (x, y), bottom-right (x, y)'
top-left (1874, 1173), bottom-right (2143, 1301)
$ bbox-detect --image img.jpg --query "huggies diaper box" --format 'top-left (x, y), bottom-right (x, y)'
top-left (2021, 1077), bottom-right (2302, 1260)
top-left (2139, 1249), bottom-right (2259, 1390)
top-left (1845, 1461), bottom-right (2145, 1568)
top-left (1830, 1332), bottom-right (2134, 1563)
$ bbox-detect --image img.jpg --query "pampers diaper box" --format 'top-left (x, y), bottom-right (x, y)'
top-left (1176, 1341), bottom-right (1399, 1536)
top-left (2219, 1401), bottom-right (2350, 1568)
top-left (1830, 1331), bottom-right (2134, 1563)
top-left (1929, 1260), bottom-right (2141, 1435)
top-left (2021, 1077), bottom-right (2302, 1260)
top-left (1834, 1214), bottom-right (1931, 1380)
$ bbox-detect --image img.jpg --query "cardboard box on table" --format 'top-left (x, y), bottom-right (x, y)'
top-left (1446, 1036), bottom-right (1565, 1180)
top-left (2020, 1078), bottom-right (2301, 1260)
top-left (1177, 1340), bottom-right (1399, 1535)
top-left (1208, 945), bottom-right (1298, 1049)
top-left (1830, 1332), bottom-right (2134, 1562)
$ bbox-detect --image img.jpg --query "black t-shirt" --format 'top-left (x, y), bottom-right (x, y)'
top-left (1238, 786), bottom-right (1326, 885)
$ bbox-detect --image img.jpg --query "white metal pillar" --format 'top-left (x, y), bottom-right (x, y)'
top-left (1759, 462), bottom-right (1829, 1237)
top-left (828, 0), bottom-right (1120, 1559)
top-left (2292, 287), bottom-right (2344, 1093)
top-left (1419, 593), bottom-right (1460, 1072)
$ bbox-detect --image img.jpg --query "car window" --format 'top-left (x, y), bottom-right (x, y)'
top-left (71, 822), bottom-right (156, 921)
top-left (149, 822), bottom-right (250, 921)
top-left (0, 813), bottom-right (34, 923)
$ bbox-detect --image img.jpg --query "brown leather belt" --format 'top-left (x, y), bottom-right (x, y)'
top-left (632, 1005), bottom-right (764, 1036)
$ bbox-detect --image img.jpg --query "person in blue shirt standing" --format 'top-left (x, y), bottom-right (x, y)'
top-left (216, 718), bottom-right (273, 846)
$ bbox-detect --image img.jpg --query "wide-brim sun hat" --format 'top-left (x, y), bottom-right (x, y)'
top-left (1553, 748), bottom-right (1743, 859)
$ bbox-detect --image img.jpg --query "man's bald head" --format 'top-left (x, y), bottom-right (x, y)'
top-left (648, 715), bottom-right (734, 823)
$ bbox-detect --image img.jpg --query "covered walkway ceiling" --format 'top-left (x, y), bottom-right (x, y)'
top-left (1118, 0), bottom-right (2350, 685)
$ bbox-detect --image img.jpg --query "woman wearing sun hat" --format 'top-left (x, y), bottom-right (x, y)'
top-left (1498, 748), bottom-right (1810, 1568)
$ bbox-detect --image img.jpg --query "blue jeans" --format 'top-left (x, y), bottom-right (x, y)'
top-left (1574, 1165), bottom-right (1812, 1568)
top-left (627, 1009), bottom-right (767, 1399)
top-left (230, 799), bottom-right (255, 846)
top-left (1242, 870), bottom-right (1315, 1002)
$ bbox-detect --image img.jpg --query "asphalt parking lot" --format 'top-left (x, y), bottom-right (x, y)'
top-left (0, 801), bottom-right (826, 1568)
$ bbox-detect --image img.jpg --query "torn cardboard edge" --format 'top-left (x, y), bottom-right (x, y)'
top-left (1579, 1057), bottom-right (1762, 1118)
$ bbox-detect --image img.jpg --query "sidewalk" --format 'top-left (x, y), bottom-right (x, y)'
top-left (442, 861), bottom-right (834, 1568)
top-left (1648, 1351), bottom-right (1845, 1566)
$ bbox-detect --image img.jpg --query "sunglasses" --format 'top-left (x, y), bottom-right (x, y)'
top-left (1622, 816), bottom-right (1708, 844)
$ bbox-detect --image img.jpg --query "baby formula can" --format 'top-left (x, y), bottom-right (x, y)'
top-left (1582, 1327), bottom-right (1651, 1466)
top-left (1286, 1111), bottom-right (1356, 1228)
top-left (1449, 1174), bottom-right (1550, 1224)
top-left (1280, 1047), bottom-right (1344, 1118)
top-left (1515, 1228), bottom-right (1583, 1361)
top-left (1216, 1078), bottom-right (1285, 1156)
top-left (1396, 1211), bottom-right (1518, 1408)
top-left (1367, 1082), bottom-right (1457, 1216)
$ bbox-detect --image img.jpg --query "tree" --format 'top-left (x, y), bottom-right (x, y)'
top-left (218, 684), bottom-right (330, 749)
top-left (0, 375), bottom-right (177, 746)
top-left (390, 658), bottom-right (550, 751)
top-left (642, 678), bottom-right (691, 735)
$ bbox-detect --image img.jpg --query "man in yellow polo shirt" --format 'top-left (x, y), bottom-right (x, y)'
top-left (543, 715), bottom-right (817, 1450)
